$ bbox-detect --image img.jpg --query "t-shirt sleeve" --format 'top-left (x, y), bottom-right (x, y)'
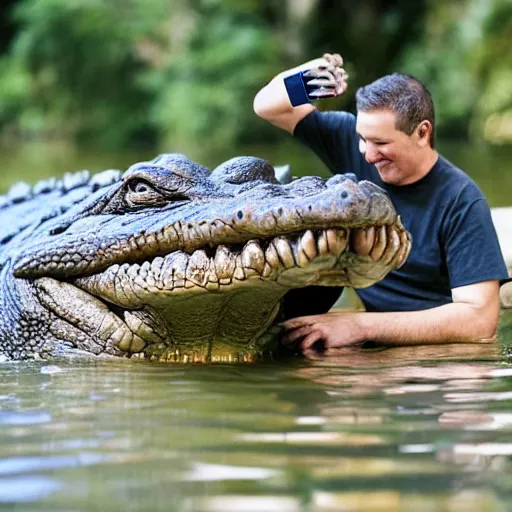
top-left (293, 110), bottom-right (366, 177)
top-left (443, 197), bottom-right (509, 288)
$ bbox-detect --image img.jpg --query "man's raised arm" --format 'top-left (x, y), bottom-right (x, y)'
top-left (253, 53), bottom-right (348, 134)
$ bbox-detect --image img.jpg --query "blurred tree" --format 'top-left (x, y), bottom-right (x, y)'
top-left (0, 0), bottom-right (18, 53)
top-left (399, 0), bottom-right (512, 141)
top-left (141, 0), bottom-right (284, 160)
top-left (0, 0), bottom-right (509, 152)
top-left (305, 0), bottom-right (427, 113)
top-left (0, 0), bottom-right (287, 154)
top-left (1, 0), bottom-right (156, 147)
top-left (473, 0), bottom-right (512, 143)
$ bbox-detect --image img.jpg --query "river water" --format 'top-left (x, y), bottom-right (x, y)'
top-left (1, 328), bottom-right (512, 511)
top-left (0, 140), bottom-right (511, 510)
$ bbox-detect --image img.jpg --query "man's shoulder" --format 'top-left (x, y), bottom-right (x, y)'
top-left (436, 154), bottom-right (486, 202)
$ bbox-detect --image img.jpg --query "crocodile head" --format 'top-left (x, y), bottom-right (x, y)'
top-left (10, 154), bottom-right (411, 362)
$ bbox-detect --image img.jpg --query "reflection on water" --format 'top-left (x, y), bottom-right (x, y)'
top-left (0, 313), bottom-right (511, 510)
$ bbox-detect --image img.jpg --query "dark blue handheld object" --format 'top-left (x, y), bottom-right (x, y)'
top-left (284, 71), bottom-right (312, 107)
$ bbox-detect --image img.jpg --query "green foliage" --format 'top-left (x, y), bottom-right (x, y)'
top-left (0, 0), bottom-right (510, 151)
top-left (147, 7), bottom-right (282, 159)
top-left (2, 0), bottom-right (155, 147)
top-left (0, 0), bottom-right (284, 153)
top-left (399, 0), bottom-right (512, 141)
top-left (0, 58), bottom-right (31, 126)
top-left (472, 0), bottom-right (512, 142)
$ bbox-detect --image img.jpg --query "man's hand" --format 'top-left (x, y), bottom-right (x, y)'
top-left (303, 53), bottom-right (348, 99)
top-left (281, 281), bottom-right (500, 358)
top-left (281, 310), bottom-right (365, 356)
top-left (253, 51), bottom-right (348, 133)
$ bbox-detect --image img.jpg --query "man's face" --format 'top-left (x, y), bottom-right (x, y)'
top-left (355, 109), bottom-right (425, 186)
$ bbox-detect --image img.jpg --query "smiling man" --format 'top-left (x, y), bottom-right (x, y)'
top-left (253, 53), bottom-right (508, 355)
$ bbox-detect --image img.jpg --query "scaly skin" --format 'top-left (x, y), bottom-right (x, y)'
top-left (0, 154), bottom-right (411, 362)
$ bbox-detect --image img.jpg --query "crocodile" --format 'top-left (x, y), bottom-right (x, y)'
top-left (0, 153), bottom-right (411, 362)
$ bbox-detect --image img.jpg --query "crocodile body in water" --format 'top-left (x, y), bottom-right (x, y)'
top-left (0, 153), bottom-right (411, 362)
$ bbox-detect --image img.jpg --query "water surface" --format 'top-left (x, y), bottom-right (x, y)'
top-left (1, 312), bottom-right (511, 511)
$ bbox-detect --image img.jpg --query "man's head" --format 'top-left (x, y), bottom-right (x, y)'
top-left (355, 73), bottom-right (437, 186)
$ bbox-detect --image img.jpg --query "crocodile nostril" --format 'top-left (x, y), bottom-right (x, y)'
top-left (237, 210), bottom-right (243, 220)
top-left (50, 226), bottom-right (67, 235)
top-left (277, 207), bottom-right (283, 216)
top-left (341, 191), bottom-right (349, 199)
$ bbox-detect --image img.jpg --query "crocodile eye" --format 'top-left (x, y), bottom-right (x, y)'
top-left (123, 176), bottom-right (190, 209)
top-left (125, 178), bottom-right (167, 207)
top-left (128, 179), bottom-right (154, 194)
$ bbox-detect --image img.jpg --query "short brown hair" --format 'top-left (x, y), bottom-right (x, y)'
top-left (356, 73), bottom-right (436, 148)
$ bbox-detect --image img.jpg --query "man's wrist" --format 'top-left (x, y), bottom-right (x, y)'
top-left (283, 72), bottom-right (311, 107)
top-left (355, 312), bottom-right (373, 342)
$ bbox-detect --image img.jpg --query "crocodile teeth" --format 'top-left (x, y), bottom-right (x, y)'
top-left (262, 263), bottom-right (273, 277)
top-left (272, 237), bottom-right (295, 269)
top-left (161, 251), bottom-right (188, 287)
top-left (151, 256), bottom-right (164, 275)
top-left (352, 226), bottom-right (376, 256)
top-left (241, 240), bottom-right (265, 274)
top-left (214, 245), bottom-right (236, 279)
top-left (391, 229), bottom-right (411, 268)
top-left (381, 225), bottom-right (401, 265)
top-left (301, 230), bottom-right (317, 260)
top-left (370, 225), bottom-right (387, 261)
top-left (186, 250), bottom-right (210, 286)
top-left (163, 225), bottom-right (179, 244)
top-left (74, 224), bottom-right (411, 305)
top-left (198, 222), bottom-right (211, 240)
top-left (294, 230), bottom-right (317, 267)
top-left (265, 243), bottom-right (280, 269)
top-left (233, 266), bottom-right (246, 281)
top-left (317, 231), bottom-right (329, 256)
top-left (233, 255), bottom-right (246, 280)
top-left (326, 229), bottom-right (348, 255)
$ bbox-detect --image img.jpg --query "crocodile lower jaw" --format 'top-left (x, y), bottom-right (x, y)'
top-left (44, 223), bottom-right (410, 361)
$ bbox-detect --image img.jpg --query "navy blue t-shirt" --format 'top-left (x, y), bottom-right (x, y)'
top-left (294, 110), bottom-right (508, 312)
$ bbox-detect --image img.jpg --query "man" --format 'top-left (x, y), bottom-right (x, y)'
top-left (253, 53), bottom-right (508, 356)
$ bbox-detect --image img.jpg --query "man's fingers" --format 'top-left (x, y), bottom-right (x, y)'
top-left (332, 53), bottom-right (343, 67)
top-left (335, 81), bottom-right (348, 96)
top-left (303, 68), bottom-right (335, 80)
top-left (281, 316), bottom-right (318, 329)
top-left (306, 78), bottom-right (336, 88)
top-left (304, 66), bottom-right (348, 99)
top-left (305, 67), bottom-right (346, 80)
top-left (322, 53), bottom-right (343, 68)
top-left (321, 53), bottom-right (333, 67)
top-left (282, 325), bottom-right (313, 345)
top-left (301, 331), bottom-right (323, 351)
top-left (308, 89), bottom-right (337, 99)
